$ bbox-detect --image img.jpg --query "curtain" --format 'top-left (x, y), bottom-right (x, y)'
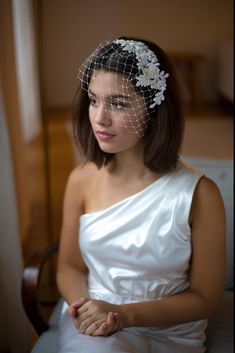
top-left (0, 85), bottom-right (29, 353)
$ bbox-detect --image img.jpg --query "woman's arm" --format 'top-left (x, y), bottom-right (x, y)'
top-left (57, 167), bottom-right (121, 335)
top-left (75, 176), bottom-right (227, 330)
top-left (56, 167), bottom-right (89, 304)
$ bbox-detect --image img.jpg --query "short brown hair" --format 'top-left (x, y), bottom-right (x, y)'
top-left (72, 36), bottom-right (184, 173)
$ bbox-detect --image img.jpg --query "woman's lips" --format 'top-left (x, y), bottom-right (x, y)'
top-left (96, 130), bottom-right (115, 141)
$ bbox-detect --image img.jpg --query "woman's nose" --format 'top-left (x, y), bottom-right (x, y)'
top-left (95, 105), bottom-right (111, 125)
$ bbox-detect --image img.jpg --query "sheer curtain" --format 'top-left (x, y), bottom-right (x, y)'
top-left (0, 85), bottom-right (29, 353)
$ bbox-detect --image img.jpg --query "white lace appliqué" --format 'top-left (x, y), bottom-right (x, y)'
top-left (114, 39), bottom-right (169, 108)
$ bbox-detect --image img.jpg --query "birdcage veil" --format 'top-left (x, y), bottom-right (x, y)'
top-left (78, 39), bottom-right (169, 137)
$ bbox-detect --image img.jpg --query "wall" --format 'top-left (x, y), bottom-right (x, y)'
top-left (41, 0), bottom-right (233, 108)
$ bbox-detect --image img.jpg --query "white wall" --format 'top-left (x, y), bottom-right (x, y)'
top-left (41, 0), bottom-right (233, 107)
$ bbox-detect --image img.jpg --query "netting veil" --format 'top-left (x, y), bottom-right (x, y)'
top-left (78, 39), bottom-right (169, 137)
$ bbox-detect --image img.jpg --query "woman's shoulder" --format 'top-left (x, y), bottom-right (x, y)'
top-left (63, 162), bottom-right (100, 211)
top-left (67, 162), bottom-right (99, 190)
top-left (190, 175), bottom-right (225, 223)
top-left (178, 160), bottom-right (224, 206)
top-left (195, 175), bottom-right (224, 204)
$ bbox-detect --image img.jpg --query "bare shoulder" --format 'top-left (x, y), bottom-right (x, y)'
top-left (64, 162), bottom-right (99, 208)
top-left (195, 176), bottom-right (224, 204)
top-left (190, 175), bottom-right (226, 225)
top-left (67, 162), bottom-right (98, 190)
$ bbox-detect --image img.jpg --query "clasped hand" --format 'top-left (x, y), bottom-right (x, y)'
top-left (68, 298), bottom-right (123, 336)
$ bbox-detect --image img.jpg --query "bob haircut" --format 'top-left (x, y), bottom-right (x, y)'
top-left (72, 36), bottom-right (184, 173)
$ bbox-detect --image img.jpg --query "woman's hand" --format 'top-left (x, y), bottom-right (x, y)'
top-left (68, 298), bottom-right (123, 336)
top-left (85, 311), bottom-right (123, 336)
top-left (67, 297), bottom-right (89, 318)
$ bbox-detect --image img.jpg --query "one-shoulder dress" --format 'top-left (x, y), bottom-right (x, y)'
top-left (58, 161), bottom-right (207, 353)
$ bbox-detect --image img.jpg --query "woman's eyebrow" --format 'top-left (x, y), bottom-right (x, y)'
top-left (88, 89), bottom-right (130, 101)
top-left (88, 89), bottom-right (96, 97)
top-left (108, 94), bottom-right (131, 100)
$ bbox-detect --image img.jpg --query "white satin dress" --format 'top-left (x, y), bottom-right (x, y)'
top-left (58, 161), bottom-right (207, 353)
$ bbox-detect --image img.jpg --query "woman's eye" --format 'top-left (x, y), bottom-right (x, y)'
top-left (111, 101), bottom-right (128, 109)
top-left (89, 97), bottom-right (99, 106)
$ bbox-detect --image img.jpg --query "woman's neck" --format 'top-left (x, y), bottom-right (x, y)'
top-left (106, 147), bottom-right (156, 182)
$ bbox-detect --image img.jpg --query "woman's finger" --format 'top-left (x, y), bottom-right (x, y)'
top-left (84, 319), bottom-right (106, 335)
top-left (113, 312), bottom-right (124, 331)
top-left (92, 321), bottom-right (111, 336)
top-left (107, 311), bottom-right (114, 325)
top-left (67, 297), bottom-right (89, 317)
top-left (91, 313), bottom-right (115, 336)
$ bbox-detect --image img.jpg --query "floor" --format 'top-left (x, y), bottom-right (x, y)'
top-left (22, 103), bottom-right (233, 349)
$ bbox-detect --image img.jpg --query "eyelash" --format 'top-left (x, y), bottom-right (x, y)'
top-left (88, 96), bottom-right (128, 110)
top-left (111, 101), bottom-right (128, 109)
top-left (89, 97), bottom-right (98, 106)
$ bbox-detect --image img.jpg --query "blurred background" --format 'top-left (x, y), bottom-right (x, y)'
top-left (0, 0), bottom-right (233, 352)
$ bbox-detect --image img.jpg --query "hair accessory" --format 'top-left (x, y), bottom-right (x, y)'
top-left (114, 39), bottom-right (169, 108)
top-left (78, 39), bottom-right (169, 137)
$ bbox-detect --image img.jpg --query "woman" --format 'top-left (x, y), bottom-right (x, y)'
top-left (57, 37), bottom-right (226, 353)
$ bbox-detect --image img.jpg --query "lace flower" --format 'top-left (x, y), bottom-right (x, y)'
top-left (114, 39), bottom-right (169, 108)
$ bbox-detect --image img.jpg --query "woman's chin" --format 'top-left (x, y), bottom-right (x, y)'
top-left (98, 144), bottom-right (117, 154)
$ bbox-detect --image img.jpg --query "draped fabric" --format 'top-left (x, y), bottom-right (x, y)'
top-left (58, 161), bottom-right (207, 353)
top-left (0, 86), bottom-right (29, 353)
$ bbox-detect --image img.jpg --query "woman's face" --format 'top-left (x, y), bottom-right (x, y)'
top-left (88, 70), bottom-right (148, 154)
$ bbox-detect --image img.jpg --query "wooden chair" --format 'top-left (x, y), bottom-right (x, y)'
top-left (22, 243), bottom-right (59, 336)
